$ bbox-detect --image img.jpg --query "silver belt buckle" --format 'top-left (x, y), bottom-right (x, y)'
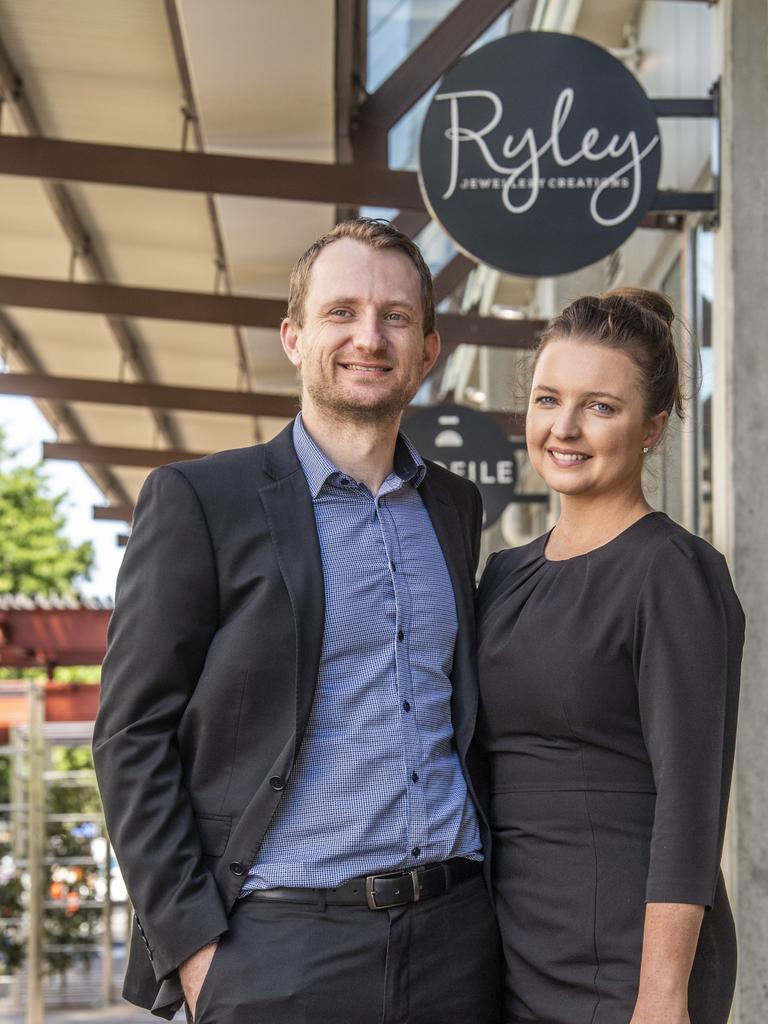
top-left (365, 868), bottom-right (422, 910)
top-left (365, 874), bottom-right (382, 910)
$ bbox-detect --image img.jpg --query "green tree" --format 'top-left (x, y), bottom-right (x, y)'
top-left (0, 430), bottom-right (94, 597)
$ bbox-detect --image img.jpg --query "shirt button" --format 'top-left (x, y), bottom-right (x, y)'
top-left (397, 629), bottom-right (404, 642)
top-left (411, 771), bottom-right (419, 783)
top-left (340, 477), bottom-right (350, 486)
top-left (403, 701), bottom-right (411, 712)
top-left (390, 562), bottom-right (397, 572)
top-left (411, 847), bottom-right (421, 858)
top-left (229, 862), bottom-right (245, 876)
top-left (269, 776), bottom-right (286, 791)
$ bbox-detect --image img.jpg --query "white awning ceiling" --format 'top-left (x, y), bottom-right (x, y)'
top-left (0, 0), bottom-right (337, 505)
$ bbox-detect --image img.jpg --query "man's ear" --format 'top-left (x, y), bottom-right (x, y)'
top-left (422, 330), bottom-right (441, 378)
top-left (280, 318), bottom-right (302, 368)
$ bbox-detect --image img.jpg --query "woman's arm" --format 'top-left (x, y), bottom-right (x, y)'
top-left (630, 902), bottom-right (704, 1024)
top-left (632, 534), bottom-right (744, 1020)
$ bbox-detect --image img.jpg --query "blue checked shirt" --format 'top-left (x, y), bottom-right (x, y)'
top-left (242, 415), bottom-right (481, 892)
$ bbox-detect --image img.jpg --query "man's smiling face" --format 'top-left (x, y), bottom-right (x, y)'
top-left (281, 238), bottom-right (440, 424)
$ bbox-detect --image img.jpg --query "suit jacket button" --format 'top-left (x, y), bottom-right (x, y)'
top-left (229, 861), bottom-right (245, 876)
top-left (269, 776), bottom-right (286, 791)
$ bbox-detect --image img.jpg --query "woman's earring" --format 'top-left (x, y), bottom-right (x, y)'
top-left (642, 446), bottom-right (650, 454)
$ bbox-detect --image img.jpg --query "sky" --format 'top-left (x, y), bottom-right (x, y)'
top-left (0, 392), bottom-right (125, 600)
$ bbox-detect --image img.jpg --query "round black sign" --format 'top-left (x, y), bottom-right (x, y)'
top-left (405, 405), bottom-right (517, 528)
top-left (418, 32), bottom-right (662, 277)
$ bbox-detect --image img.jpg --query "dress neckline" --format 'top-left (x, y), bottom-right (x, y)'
top-left (541, 510), bottom-right (663, 564)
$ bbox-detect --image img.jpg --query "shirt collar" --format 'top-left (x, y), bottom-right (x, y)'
top-left (293, 413), bottom-right (426, 499)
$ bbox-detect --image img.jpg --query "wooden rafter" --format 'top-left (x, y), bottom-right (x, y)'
top-left (0, 34), bottom-right (183, 450)
top-left (0, 372), bottom-right (299, 418)
top-left (0, 276), bottom-right (545, 347)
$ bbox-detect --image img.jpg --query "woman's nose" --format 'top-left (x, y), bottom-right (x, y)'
top-left (551, 407), bottom-right (581, 438)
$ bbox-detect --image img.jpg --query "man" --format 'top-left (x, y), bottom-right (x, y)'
top-left (93, 218), bottom-right (500, 1023)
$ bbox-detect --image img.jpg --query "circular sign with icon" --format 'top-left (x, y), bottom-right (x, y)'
top-left (404, 404), bottom-right (518, 527)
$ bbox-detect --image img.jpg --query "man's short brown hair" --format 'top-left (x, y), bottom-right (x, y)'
top-left (286, 217), bottom-right (436, 335)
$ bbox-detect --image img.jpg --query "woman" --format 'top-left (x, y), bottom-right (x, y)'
top-left (476, 288), bottom-right (744, 1024)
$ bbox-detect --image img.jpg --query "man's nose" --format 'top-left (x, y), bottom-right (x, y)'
top-left (352, 312), bottom-right (386, 353)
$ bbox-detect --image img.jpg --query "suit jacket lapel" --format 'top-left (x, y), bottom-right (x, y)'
top-left (419, 471), bottom-right (477, 757)
top-left (259, 425), bottom-right (325, 744)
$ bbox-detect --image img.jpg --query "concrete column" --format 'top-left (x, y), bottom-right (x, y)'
top-left (713, 2), bottom-right (768, 1022)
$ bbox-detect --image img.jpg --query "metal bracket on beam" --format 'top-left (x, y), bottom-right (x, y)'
top-left (651, 191), bottom-right (717, 213)
top-left (651, 80), bottom-right (721, 227)
top-left (652, 98), bottom-right (716, 118)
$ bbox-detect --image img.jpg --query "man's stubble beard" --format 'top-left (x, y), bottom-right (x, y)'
top-left (302, 370), bottom-right (422, 427)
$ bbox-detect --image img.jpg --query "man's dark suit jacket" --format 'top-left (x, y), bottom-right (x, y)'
top-left (93, 421), bottom-right (486, 1018)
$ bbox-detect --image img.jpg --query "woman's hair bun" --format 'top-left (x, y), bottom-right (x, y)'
top-left (601, 286), bottom-right (675, 327)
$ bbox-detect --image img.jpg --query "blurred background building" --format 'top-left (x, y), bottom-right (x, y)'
top-left (0, 1), bottom-right (765, 1020)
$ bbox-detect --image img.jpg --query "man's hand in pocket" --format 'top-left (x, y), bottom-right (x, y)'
top-left (179, 940), bottom-right (219, 1018)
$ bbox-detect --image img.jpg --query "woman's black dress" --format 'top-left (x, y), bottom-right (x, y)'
top-left (476, 512), bottom-right (744, 1024)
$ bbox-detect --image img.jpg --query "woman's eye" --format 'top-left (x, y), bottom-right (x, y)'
top-left (592, 402), bottom-right (614, 415)
top-left (534, 395), bottom-right (556, 406)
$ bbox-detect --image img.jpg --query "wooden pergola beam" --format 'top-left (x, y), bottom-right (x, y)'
top-left (0, 135), bottom-right (426, 210)
top-left (0, 372), bottom-right (300, 418)
top-left (433, 254), bottom-right (477, 304)
top-left (0, 274), bottom-right (286, 328)
top-left (391, 211), bottom-right (431, 239)
top-left (353, 0), bottom-right (514, 160)
top-left (46, 417), bottom-right (530, 472)
top-left (0, 136), bottom-right (708, 223)
top-left (43, 442), bottom-right (209, 470)
top-left (440, 312), bottom-right (544, 348)
top-left (92, 505), bottom-right (133, 523)
top-left (0, 275), bottom-right (544, 346)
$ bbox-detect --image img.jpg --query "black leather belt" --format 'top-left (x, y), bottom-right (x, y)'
top-left (247, 857), bottom-right (481, 910)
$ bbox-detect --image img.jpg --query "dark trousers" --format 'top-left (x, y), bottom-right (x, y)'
top-left (189, 873), bottom-right (501, 1024)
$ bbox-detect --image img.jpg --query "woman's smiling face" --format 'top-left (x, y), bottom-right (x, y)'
top-left (526, 338), bottom-right (668, 500)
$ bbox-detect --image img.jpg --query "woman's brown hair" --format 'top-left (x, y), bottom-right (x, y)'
top-left (536, 287), bottom-right (685, 420)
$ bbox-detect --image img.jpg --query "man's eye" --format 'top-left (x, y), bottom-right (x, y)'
top-left (330, 309), bottom-right (351, 317)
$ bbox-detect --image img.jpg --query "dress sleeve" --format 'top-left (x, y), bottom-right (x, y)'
top-left (635, 533), bottom-right (744, 908)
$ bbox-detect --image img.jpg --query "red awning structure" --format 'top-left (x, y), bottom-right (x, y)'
top-left (0, 597), bottom-right (111, 670)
